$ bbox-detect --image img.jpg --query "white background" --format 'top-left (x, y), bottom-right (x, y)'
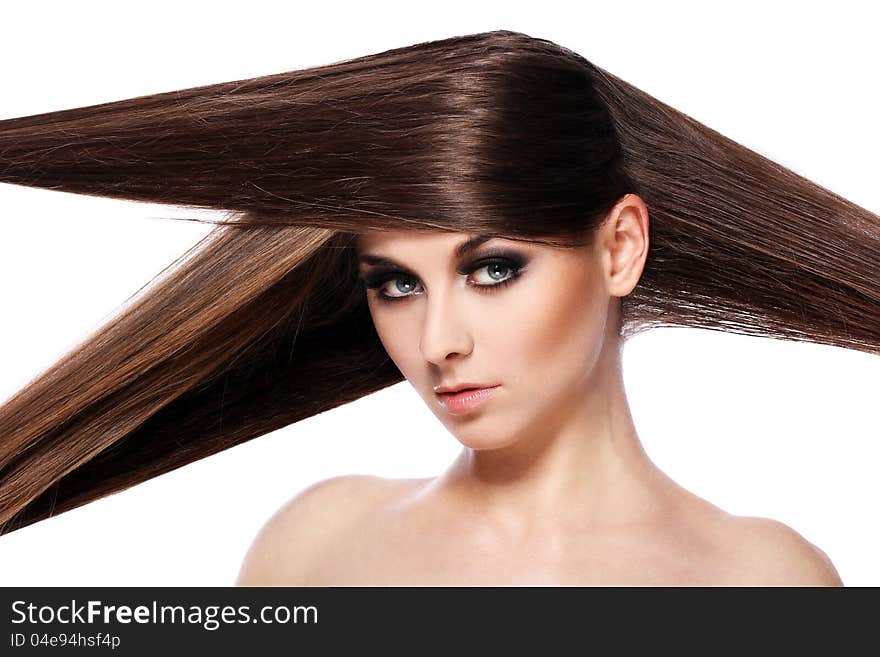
top-left (0, 1), bottom-right (877, 586)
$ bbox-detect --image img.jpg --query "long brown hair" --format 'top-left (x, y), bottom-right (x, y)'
top-left (0, 30), bottom-right (876, 534)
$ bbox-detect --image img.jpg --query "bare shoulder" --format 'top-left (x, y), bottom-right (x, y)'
top-left (235, 474), bottom-right (404, 586)
top-left (718, 515), bottom-right (844, 586)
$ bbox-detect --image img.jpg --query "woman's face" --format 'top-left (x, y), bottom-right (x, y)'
top-left (354, 230), bottom-right (613, 449)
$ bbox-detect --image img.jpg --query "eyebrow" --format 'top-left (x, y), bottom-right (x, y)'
top-left (356, 234), bottom-right (494, 268)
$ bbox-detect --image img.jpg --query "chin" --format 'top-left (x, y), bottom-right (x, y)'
top-left (449, 428), bottom-right (521, 451)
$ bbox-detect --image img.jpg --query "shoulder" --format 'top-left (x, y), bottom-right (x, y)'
top-left (235, 474), bottom-right (398, 586)
top-left (720, 515), bottom-right (843, 586)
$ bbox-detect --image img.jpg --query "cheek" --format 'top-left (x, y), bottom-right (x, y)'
top-left (368, 301), bottom-right (420, 373)
top-left (478, 271), bottom-right (606, 389)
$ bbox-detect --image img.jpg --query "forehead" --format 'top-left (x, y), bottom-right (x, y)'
top-left (355, 230), bottom-right (472, 251)
top-left (355, 230), bottom-right (480, 254)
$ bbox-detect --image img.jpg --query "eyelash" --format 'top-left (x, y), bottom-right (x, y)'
top-left (359, 256), bottom-right (526, 304)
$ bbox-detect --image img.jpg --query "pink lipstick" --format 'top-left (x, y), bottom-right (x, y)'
top-left (435, 385), bottom-right (499, 415)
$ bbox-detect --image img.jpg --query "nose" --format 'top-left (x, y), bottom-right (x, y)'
top-left (418, 286), bottom-right (474, 364)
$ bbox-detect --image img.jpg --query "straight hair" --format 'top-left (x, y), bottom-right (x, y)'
top-left (0, 30), bottom-right (876, 534)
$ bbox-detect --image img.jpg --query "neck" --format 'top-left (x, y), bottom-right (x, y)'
top-left (435, 344), bottom-right (680, 537)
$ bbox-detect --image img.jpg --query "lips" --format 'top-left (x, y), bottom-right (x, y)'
top-left (434, 382), bottom-right (494, 394)
top-left (442, 386), bottom-right (480, 393)
top-left (435, 385), bottom-right (500, 415)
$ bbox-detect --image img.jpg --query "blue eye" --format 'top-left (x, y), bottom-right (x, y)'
top-left (471, 261), bottom-right (515, 285)
top-left (379, 275), bottom-right (424, 300)
top-left (359, 256), bottom-right (526, 303)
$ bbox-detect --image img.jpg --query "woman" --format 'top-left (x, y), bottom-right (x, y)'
top-left (0, 30), bottom-right (875, 585)
top-left (235, 218), bottom-right (846, 586)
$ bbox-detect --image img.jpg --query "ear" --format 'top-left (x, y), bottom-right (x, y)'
top-left (594, 193), bottom-right (650, 297)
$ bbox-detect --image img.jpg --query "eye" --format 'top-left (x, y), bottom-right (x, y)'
top-left (376, 274), bottom-right (424, 300)
top-left (469, 260), bottom-right (517, 286)
top-left (358, 253), bottom-right (527, 303)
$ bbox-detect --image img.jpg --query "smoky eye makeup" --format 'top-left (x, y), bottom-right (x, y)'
top-left (455, 248), bottom-right (528, 276)
top-left (356, 246), bottom-right (531, 303)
